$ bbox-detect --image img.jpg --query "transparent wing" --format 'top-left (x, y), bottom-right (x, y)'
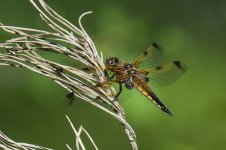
top-left (132, 43), bottom-right (163, 67)
top-left (140, 61), bottom-right (187, 87)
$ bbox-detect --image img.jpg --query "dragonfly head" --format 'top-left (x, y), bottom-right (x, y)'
top-left (106, 57), bottom-right (120, 66)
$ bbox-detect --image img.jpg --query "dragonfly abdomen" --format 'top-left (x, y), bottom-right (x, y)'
top-left (132, 78), bottom-right (173, 116)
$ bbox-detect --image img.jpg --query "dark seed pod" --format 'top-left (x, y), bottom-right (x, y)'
top-left (66, 92), bottom-right (75, 104)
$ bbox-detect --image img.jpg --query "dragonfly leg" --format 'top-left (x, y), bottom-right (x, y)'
top-left (109, 73), bottom-right (115, 80)
top-left (104, 70), bottom-right (110, 79)
top-left (104, 69), bottom-right (115, 80)
top-left (113, 82), bottom-right (122, 101)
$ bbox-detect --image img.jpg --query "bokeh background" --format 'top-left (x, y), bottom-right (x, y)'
top-left (0, 0), bottom-right (226, 149)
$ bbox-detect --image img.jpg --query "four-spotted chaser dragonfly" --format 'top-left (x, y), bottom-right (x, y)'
top-left (105, 43), bottom-right (187, 116)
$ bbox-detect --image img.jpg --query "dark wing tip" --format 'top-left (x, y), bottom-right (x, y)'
top-left (152, 42), bottom-right (160, 50)
top-left (173, 61), bottom-right (187, 72)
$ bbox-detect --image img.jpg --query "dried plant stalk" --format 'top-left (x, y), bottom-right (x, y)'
top-left (0, 115), bottom-right (98, 150)
top-left (0, 0), bottom-right (137, 149)
top-left (0, 131), bottom-right (52, 150)
top-left (65, 115), bottom-right (99, 150)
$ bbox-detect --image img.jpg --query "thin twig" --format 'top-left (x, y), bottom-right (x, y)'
top-left (66, 115), bottom-right (99, 150)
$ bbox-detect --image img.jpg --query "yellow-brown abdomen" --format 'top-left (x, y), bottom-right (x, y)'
top-left (132, 78), bottom-right (172, 116)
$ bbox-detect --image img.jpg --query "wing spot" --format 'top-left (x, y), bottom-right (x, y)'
top-left (156, 66), bottom-right (162, 70)
top-left (152, 42), bottom-right (160, 50)
top-left (173, 61), bottom-right (184, 71)
top-left (144, 51), bottom-right (148, 55)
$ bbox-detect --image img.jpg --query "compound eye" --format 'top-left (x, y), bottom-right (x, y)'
top-left (106, 57), bottom-right (119, 66)
top-left (112, 57), bottom-right (119, 65)
top-left (108, 59), bottom-right (113, 65)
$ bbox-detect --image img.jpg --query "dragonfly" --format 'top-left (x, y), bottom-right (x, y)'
top-left (105, 43), bottom-right (187, 116)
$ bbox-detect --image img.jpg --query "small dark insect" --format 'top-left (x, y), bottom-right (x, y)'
top-left (105, 43), bottom-right (187, 116)
top-left (66, 92), bottom-right (75, 104)
top-left (55, 66), bottom-right (64, 72)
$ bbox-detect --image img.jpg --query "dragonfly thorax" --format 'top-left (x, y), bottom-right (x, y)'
top-left (124, 63), bottom-right (133, 69)
top-left (127, 68), bottom-right (137, 75)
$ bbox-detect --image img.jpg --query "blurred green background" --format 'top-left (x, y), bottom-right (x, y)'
top-left (0, 0), bottom-right (226, 150)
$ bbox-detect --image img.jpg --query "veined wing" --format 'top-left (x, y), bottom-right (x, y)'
top-left (132, 75), bottom-right (172, 115)
top-left (132, 43), bottom-right (162, 67)
top-left (140, 61), bottom-right (187, 87)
